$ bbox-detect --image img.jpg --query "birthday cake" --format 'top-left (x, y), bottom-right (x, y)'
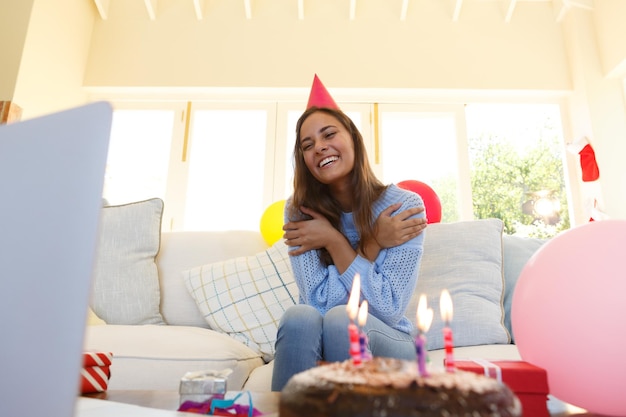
top-left (279, 357), bottom-right (521, 417)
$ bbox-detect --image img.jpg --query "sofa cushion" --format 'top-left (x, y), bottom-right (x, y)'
top-left (91, 198), bottom-right (165, 325)
top-left (502, 234), bottom-right (546, 342)
top-left (183, 241), bottom-right (298, 362)
top-left (87, 307), bottom-right (106, 326)
top-left (84, 325), bottom-right (264, 391)
top-left (157, 231), bottom-right (269, 327)
top-left (406, 218), bottom-right (510, 350)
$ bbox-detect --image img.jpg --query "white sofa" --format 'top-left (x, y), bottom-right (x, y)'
top-left (84, 200), bottom-right (546, 393)
top-left (85, 230), bottom-right (275, 392)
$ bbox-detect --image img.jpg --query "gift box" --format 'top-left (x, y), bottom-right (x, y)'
top-left (80, 351), bottom-right (113, 394)
top-left (455, 359), bottom-right (550, 417)
top-left (179, 369), bottom-right (231, 404)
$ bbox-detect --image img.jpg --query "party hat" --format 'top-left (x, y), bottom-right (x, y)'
top-left (306, 74), bottom-right (339, 109)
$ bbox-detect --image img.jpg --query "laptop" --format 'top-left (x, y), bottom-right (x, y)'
top-left (0, 102), bottom-right (112, 417)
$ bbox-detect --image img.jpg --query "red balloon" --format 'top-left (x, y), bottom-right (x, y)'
top-left (397, 180), bottom-right (442, 223)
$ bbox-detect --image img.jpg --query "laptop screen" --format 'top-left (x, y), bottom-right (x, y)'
top-left (0, 102), bottom-right (112, 417)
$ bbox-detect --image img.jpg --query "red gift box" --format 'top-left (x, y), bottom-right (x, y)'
top-left (80, 351), bottom-right (113, 394)
top-left (454, 359), bottom-right (550, 417)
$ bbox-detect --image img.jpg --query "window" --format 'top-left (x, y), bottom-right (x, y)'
top-left (377, 104), bottom-right (469, 222)
top-left (465, 103), bottom-right (569, 237)
top-left (102, 98), bottom-right (571, 237)
top-left (183, 108), bottom-right (271, 231)
top-left (103, 108), bottom-right (175, 205)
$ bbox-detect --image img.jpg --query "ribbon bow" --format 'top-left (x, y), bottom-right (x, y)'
top-left (178, 391), bottom-right (263, 416)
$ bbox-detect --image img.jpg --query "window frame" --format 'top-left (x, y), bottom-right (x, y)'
top-left (102, 93), bottom-right (575, 232)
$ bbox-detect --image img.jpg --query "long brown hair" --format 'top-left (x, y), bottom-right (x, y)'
top-left (288, 107), bottom-right (387, 265)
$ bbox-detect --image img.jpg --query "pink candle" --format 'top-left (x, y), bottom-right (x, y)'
top-left (440, 289), bottom-right (455, 372)
top-left (415, 294), bottom-right (433, 377)
top-left (347, 274), bottom-right (362, 365)
top-left (443, 326), bottom-right (454, 372)
top-left (348, 322), bottom-right (362, 366)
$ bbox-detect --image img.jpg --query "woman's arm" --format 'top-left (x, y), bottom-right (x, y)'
top-left (284, 189), bottom-right (426, 327)
top-left (343, 190), bottom-right (426, 328)
top-left (283, 201), bottom-right (360, 313)
top-left (361, 203), bottom-right (427, 261)
top-left (283, 205), bottom-right (356, 274)
top-left (344, 237), bottom-right (424, 328)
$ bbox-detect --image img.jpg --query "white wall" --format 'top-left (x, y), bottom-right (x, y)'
top-left (0, 0), bottom-right (34, 100)
top-left (594, 0), bottom-right (626, 78)
top-left (12, 0), bottom-right (96, 119)
top-left (562, 8), bottom-right (626, 222)
top-left (84, 0), bottom-right (571, 91)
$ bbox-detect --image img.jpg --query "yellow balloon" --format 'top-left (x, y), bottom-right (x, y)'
top-left (260, 200), bottom-right (286, 246)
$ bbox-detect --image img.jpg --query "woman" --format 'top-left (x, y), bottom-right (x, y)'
top-left (271, 78), bottom-right (426, 391)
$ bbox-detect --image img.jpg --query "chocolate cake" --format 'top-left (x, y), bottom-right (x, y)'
top-left (279, 357), bottom-right (521, 417)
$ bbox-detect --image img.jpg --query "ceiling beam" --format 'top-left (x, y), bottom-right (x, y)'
top-left (244, 0), bottom-right (252, 19)
top-left (298, 0), bottom-right (304, 20)
top-left (553, 0), bottom-right (594, 22)
top-left (503, 0), bottom-right (517, 23)
top-left (566, 0), bottom-right (594, 11)
top-left (93, 0), bottom-right (110, 20)
top-left (452, 0), bottom-right (463, 22)
top-left (144, 0), bottom-right (157, 20)
top-left (553, 0), bottom-right (569, 22)
top-left (400, 0), bottom-right (410, 21)
top-left (349, 0), bottom-right (357, 20)
top-left (193, 0), bottom-right (207, 20)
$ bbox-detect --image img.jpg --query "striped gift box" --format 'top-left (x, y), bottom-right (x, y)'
top-left (80, 352), bottom-right (113, 394)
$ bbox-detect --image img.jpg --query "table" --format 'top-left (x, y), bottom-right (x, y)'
top-left (83, 390), bottom-right (606, 416)
top-left (84, 390), bottom-right (279, 416)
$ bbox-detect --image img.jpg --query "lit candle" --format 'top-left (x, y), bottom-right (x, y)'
top-left (440, 289), bottom-right (455, 372)
top-left (357, 300), bottom-right (371, 361)
top-left (415, 294), bottom-right (433, 377)
top-left (347, 274), bottom-right (362, 366)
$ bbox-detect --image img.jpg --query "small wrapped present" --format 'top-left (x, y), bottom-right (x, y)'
top-left (455, 359), bottom-right (550, 417)
top-left (179, 368), bottom-right (232, 404)
top-left (80, 351), bottom-right (113, 394)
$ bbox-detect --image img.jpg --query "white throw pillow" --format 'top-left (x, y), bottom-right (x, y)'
top-left (183, 241), bottom-right (298, 361)
top-left (406, 218), bottom-right (510, 350)
top-left (91, 198), bottom-right (165, 325)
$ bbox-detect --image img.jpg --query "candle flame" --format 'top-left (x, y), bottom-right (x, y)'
top-left (347, 273), bottom-right (361, 320)
top-left (416, 294), bottom-right (433, 333)
top-left (440, 289), bottom-right (453, 323)
top-left (358, 300), bottom-right (368, 327)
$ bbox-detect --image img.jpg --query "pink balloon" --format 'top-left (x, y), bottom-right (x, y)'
top-left (512, 220), bottom-right (626, 416)
top-left (397, 180), bottom-right (442, 223)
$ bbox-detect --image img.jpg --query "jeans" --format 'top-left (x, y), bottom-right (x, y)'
top-left (271, 304), bottom-right (415, 391)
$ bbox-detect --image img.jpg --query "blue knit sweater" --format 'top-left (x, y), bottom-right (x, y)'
top-left (285, 184), bottom-right (425, 334)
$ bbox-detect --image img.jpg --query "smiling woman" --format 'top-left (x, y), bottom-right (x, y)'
top-left (297, 110), bottom-right (356, 195)
top-left (272, 76), bottom-right (427, 391)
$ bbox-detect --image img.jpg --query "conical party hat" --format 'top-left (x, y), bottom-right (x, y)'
top-left (306, 74), bottom-right (339, 109)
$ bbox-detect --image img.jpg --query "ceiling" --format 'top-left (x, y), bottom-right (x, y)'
top-left (92, 0), bottom-right (595, 24)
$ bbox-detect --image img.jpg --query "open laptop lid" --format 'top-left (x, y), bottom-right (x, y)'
top-left (0, 102), bottom-right (112, 416)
